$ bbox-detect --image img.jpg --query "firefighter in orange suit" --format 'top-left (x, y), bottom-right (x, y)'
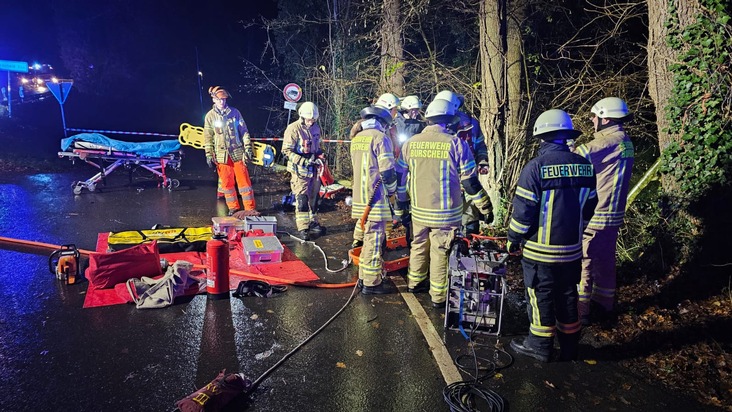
top-left (204, 86), bottom-right (256, 215)
top-left (282, 101), bottom-right (324, 241)
top-left (351, 105), bottom-right (399, 294)
top-left (508, 109), bottom-right (597, 362)
top-left (574, 97), bottom-right (634, 324)
top-left (396, 98), bottom-right (493, 308)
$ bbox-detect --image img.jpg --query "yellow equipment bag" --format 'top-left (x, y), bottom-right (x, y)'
top-left (107, 227), bottom-right (213, 253)
top-left (178, 123), bottom-right (277, 167)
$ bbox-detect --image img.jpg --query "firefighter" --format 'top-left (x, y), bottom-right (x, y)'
top-left (351, 105), bottom-right (400, 294)
top-left (204, 86), bottom-right (256, 215)
top-left (396, 95), bottom-right (426, 145)
top-left (282, 101), bottom-right (325, 241)
top-left (508, 109), bottom-right (597, 362)
top-left (434, 90), bottom-right (490, 235)
top-left (574, 97), bottom-right (634, 324)
top-left (397, 98), bottom-right (493, 308)
top-left (350, 92), bottom-right (403, 249)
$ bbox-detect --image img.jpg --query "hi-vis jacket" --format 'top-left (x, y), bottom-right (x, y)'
top-left (282, 120), bottom-right (322, 179)
top-left (204, 105), bottom-right (251, 164)
top-left (508, 142), bottom-right (598, 264)
top-left (350, 120), bottom-right (396, 222)
top-left (397, 124), bottom-right (491, 228)
top-left (573, 125), bottom-right (634, 230)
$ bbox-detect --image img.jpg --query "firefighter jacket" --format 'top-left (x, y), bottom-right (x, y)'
top-left (574, 125), bottom-right (634, 230)
top-left (456, 111), bottom-right (488, 165)
top-left (508, 142), bottom-right (598, 264)
top-left (395, 115), bottom-right (426, 143)
top-left (397, 124), bottom-right (491, 228)
top-left (350, 119), bottom-right (397, 222)
top-left (204, 105), bottom-right (251, 164)
top-left (282, 119), bottom-right (322, 179)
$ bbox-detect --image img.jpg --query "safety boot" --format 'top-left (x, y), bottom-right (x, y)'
top-left (298, 229), bottom-right (311, 241)
top-left (557, 332), bottom-right (580, 361)
top-left (361, 281), bottom-right (394, 295)
top-left (510, 337), bottom-right (551, 363)
top-left (309, 222), bottom-right (326, 236)
top-left (408, 279), bottom-right (429, 293)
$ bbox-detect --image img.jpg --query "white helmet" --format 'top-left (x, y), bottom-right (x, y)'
top-left (591, 97), bottom-right (631, 120)
top-left (401, 95), bottom-right (422, 110)
top-left (375, 93), bottom-right (400, 110)
top-left (532, 109), bottom-right (581, 139)
top-left (425, 98), bottom-right (456, 123)
top-left (434, 90), bottom-right (463, 111)
top-left (298, 101), bottom-right (319, 120)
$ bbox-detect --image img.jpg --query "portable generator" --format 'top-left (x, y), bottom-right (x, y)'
top-left (48, 244), bottom-right (80, 285)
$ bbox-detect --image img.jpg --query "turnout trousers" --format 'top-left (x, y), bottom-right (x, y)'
top-left (217, 158), bottom-right (255, 212)
top-left (578, 226), bottom-right (620, 317)
top-left (522, 257), bottom-right (582, 357)
top-left (358, 220), bottom-right (387, 286)
top-left (407, 222), bottom-right (458, 304)
top-left (290, 172), bottom-right (321, 231)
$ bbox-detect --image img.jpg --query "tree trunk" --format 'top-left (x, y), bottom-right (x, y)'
top-left (478, 0), bottom-right (506, 224)
top-left (646, 0), bottom-right (700, 192)
top-left (380, 0), bottom-right (405, 95)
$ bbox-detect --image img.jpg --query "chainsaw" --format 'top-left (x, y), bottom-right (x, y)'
top-left (48, 244), bottom-right (80, 285)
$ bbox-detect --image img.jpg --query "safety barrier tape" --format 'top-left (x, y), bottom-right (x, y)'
top-left (65, 128), bottom-right (352, 143)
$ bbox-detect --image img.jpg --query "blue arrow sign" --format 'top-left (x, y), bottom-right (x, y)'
top-left (0, 60), bottom-right (29, 73)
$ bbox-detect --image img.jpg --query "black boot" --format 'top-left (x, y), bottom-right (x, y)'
top-left (298, 229), bottom-right (310, 241)
top-left (510, 337), bottom-right (551, 363)
top-left (309, 222), bottom-right (326, 236)
top-left (557, 332), bottom-right (580, 361)
top-left (361, 281), bottom-right (394, 295)
top-left (408, 279), bottom-right (429, 293)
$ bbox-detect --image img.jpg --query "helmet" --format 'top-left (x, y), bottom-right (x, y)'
top-left (591, 97), bottom-right (630, 119)
top-left (360, 105), bottom-right (393, 126)
top-left (375, 93), bottom-right (400, 110)
top-left (434, 90), bottom-right (464, 111)
top-left (401, 95), bottom-right (422, 110)
top-left (425, 98), bottom-right (456, 119)
top-left (209, 86), bottom-right (230, 99)
top-left (298, 101), bottom-right (319, 120)
top-left (532, 109), bottom-right (581, 139)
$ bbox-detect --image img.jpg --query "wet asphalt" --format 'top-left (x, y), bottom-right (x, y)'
top-left (0, 145), bottom-right (717, 412)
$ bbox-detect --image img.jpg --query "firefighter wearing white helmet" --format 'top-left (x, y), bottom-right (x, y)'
top-left (396, 95), bottom-right (426, 145)
top-left (395, 98), bottom-right (492, 308)
top-left (507, 108), bottom-right (597, 363)
top-left (350, 105), bottom-right (400, 294)
top-left (203, 86), bottom-right (257, 215)
top-left (282, 101), bottom-right (325, 240)
top-left (574, 97), bottom-right (634, 325)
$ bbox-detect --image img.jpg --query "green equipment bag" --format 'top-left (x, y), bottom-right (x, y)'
top-left (107, 227), bottom-right (213, 253)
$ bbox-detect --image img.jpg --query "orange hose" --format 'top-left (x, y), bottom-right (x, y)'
top-left (0, 236), bottom-right (95, 255)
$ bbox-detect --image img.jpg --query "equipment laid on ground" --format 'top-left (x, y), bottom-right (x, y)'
top-left (444, 236), bottom-right (509, 336)
top-left (178, 122), bottom-right (277, 168)
top-left (212, 216), bottom-right (247, 238)
top-left (206, 234), bottom-right (230, 300)
top-left (48, 244), bottom-right (80, 285)
top-left (241, 236), bottom-right (284, 265)
top-left (58, 133), bottom-right (182, 194)
top-left (242, 216), bottom-right (277, 234)
top-left (316, 158), bottom-right (345, 199)
top-left (349, 235), bottom-right (409, 273)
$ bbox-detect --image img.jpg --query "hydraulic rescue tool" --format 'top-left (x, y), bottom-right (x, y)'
top-left (48, 244), bottom-right (80, 285)
top-left (359, 179), bottom-right (383, 230)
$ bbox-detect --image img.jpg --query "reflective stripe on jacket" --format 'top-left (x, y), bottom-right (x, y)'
top-left (397, 124), bottom-right (490, 228)
top-left (508, 142), bottom-right (598, 264)
top-left (574, 125), bottom-right (634, 229)
top-left (350, 121), bottom-right (396, 221)
top-left (204, 106), bottom-right (251, 163)
top-left (282, 120), bottom-right (322, 179)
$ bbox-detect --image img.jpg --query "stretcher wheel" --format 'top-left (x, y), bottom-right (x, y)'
top-left (87, 183), bottom-right (97, 192)
top-left (72, 181), bottom-right (83, 195)
top-left (169, 179), bottom-right (180, 190)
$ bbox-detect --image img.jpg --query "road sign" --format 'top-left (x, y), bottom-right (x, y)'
top-left (0, 60), bottom-right (28, 73)
top-left (283, 101), bottom-right (297, 110)
top-left (283, 83), bottom-right (302, 103)
top-left (47, 80), bottom-right (74, 104)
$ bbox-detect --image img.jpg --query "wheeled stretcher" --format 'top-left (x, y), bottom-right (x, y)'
top-left (58, 133), bottom-right (182, 195)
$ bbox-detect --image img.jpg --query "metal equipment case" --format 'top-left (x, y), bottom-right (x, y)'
top-left (444, 237), bottom-right (509, 336)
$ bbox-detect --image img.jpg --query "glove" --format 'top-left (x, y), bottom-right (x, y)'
top-left (478, 161), bottom-right (489, 175)
top-left (481, 209), bottom-right (494, 224)
top-left (507, 240), bottom-right (521, 254)
top-left (206, 157), bottom-right (215, 168)
top-left (245, 149), bottom-right (254, 162)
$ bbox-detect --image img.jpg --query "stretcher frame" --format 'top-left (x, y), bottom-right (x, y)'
top-left (58, 146), bottom-right (182, 195)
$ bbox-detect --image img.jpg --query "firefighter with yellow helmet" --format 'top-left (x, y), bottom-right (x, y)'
top-left (573, 97), bottom-right (634, 324)
top-left (351, 105), bottom-right (400, 294)
top-left (204, 86), bottom-right (257, 215)
top-left (507, 109), bottom-right (597, 362)
top-left (282, 101), bottom-right (325, 241)
top-left (396, 98), bottom-right (493, 308)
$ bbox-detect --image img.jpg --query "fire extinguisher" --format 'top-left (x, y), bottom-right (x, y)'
top-left (206, 233), bottom-right (230, 300)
